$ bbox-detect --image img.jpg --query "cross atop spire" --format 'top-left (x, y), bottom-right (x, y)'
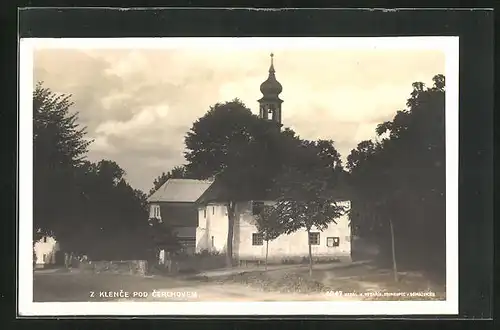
top-left (269, 53), bottom-right (275, 74)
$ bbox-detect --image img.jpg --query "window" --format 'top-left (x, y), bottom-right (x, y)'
top-left (252, 233), bottom-right (264, 246)
top-left (267, 109), bottom-right (274, 120)
top-left (43, 236), bottom-right (47, 243)
top-left (151, 205), bottom-right (161, 219)
top-left (252, 201), bottom-right (264, 215)
top-left (265, 105), bottom-right (276, 121)
top-left (211, 236), bottom-right (214, 248)
top-left (212, 206), bottom-right (215, 215)
top-left (309, 232), bottom-right (320, 245)
top-left (203, 208), bottom-right (207, 218)
top-left (327, 237), bottom-right (340, 247)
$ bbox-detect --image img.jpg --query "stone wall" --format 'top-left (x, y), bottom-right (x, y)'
top-left (79, 260), bottom-right (148, 276)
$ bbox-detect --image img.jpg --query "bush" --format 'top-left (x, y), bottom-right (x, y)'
top-left (195, 249), bottom-right (221, 257)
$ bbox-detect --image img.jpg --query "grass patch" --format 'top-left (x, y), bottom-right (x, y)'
top-left (207, 264), bottom-right (446, 301)
top-left (211, 271), bottom-right (329, 294)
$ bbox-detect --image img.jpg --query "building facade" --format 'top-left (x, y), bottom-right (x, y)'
top-left (195, 54), bottom-right (351, 262)
top-left (195, 200), bottom-right (352, 263)
top-left (147, 178), bottom-right (213, 255)
top-left (149, 54), bottom-right (352, 262)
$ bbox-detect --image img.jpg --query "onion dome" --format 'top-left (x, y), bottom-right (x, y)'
top-left (259, 53), bottom-right (283, 98)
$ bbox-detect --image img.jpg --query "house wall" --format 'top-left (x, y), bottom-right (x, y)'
top-left (197, 200), bottom-right (352, 262)
top-left (149, 202), bottom-right (199, 226)
top-left (33, 236), bottom-right (60, 266)
top-left (149, 202), bottom-right (198, 255)
top-left (196, 203), bottom-right (229, 253)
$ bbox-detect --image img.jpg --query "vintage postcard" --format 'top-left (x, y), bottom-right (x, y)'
top-left (19, 36), bottom-right (459, 316)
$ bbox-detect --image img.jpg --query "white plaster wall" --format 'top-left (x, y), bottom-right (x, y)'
top-left (196, 200), bottom-right (351, 261)
top-left (235, 201), bottom-right (351, 261)
top-left (196, 203), bottom-right (228, 253)
top-left (33, 236), bottom-right (60, 265)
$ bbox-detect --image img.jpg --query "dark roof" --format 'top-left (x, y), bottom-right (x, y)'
top-left (195, 179), bottom-right (267, 205)
top-left (159, 203), bottom-right (198, 227)
top-left (147, 179), bottom-right (214, 203)
top-left (195, 179), bottom-right (231, 205)
top-left (195, 175), bottom-right (352, 205)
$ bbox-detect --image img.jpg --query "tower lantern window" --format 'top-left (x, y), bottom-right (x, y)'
top-left (258, 53), bottom-right (283, 126)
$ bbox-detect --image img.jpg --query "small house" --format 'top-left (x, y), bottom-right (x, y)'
top-left (147, 178), bottom-right (213, 255)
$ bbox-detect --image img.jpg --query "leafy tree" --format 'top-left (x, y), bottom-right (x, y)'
top-left (254, 205), bottom-right (284, 270)
top-left (148, 218), bottom-right (182, 256)
top-left (33, 82), bottom-right (151, 261)
top-left (33, 82), bottom-right (92, 246)
top-left (74, 160), bottom-right (150, 260)
top-left (184, 99), bottom-right (286, 267)
top-left (273, 138), bottom-right (347, 277)
top-left (149, 165), bottom-right (189, 196)
top-left (346, 140), bottom-right (377, 172)
top-left (347, 74), bottom-right (446, 281)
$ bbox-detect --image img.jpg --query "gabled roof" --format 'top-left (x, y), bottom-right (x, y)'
top-left (195, 173), bottom-right (352, 205)
top-left (195, 179), bottom-right (230, 205)
top-left (147, 179), bottom-right (214, 203)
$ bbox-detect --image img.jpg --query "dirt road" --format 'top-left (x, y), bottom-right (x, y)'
top-left (33, 270), bottom-right (356, 302)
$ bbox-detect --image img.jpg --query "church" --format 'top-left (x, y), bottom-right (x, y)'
top-left (148, 54), bottom-right (352, 264)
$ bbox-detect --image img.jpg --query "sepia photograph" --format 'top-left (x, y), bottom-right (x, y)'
top-left (19, 37), bottom-right (459, 316)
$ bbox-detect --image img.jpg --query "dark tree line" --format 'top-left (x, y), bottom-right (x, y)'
top-left (183, 99), bottom-right (347, 274)
top-left (33, 82), bottom-right (153, 261)
top-left (347, 74), bottom-right (446, 281)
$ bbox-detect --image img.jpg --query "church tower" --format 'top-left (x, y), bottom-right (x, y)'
top-left (258, 53), bottom-right (283, 126)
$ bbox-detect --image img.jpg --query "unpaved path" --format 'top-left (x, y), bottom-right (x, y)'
top-left (33, 270), bottom-right (360, 302)
top-left (118, 283), bottom-right (359, 302)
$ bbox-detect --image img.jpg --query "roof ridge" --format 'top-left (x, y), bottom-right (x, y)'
top-left (167, 178), bottom-right (214, 183)
top-left (147, 178), bottom-right (215, 203)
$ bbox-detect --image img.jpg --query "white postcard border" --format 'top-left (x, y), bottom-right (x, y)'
top-left (18, 36), bottom-right (459, 316)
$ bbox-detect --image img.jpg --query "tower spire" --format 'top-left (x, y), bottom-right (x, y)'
top-left (259, 53), bottom-right (283, 127)
top-left (269, 53), bottom-right (275, 74)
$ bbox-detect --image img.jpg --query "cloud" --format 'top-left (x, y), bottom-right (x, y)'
top-left (33, 47), bottom-right (445, 192)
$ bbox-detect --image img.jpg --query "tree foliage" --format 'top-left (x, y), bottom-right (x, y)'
top-left (347, 74), bottom-right (446, 278)
top-left (255, 205), bottom-right (283, 242)
top-left (147, 218), bottom-right (182, 254)
top-left (184, 98), bottom-right (351, 269)
top-left (184, 99), bottom-right (287, 266)
top-left (185, 99), bottom-right (284, 195)
top-left (271, 137), bottom-right (348, 276)
top-left (254, 205), bottom-right (284, 270)
top-left (33, 82), bottom-right (92, 241)
top-left (33, 82), bottom-right (150, 261)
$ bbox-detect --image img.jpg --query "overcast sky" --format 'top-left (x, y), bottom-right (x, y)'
top-left (33, 47), bottom-right (444, 193)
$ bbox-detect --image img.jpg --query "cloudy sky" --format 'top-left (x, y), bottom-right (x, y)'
top-left (33, 43), bottom-right (445, 193)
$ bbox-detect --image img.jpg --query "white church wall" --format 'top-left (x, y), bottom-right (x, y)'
top-left (196, 200), bottom-right (351, 262)
top-left (196, 203), bottom-right (228, 254)
top-left (235, 201), bottom-right (351, 262)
